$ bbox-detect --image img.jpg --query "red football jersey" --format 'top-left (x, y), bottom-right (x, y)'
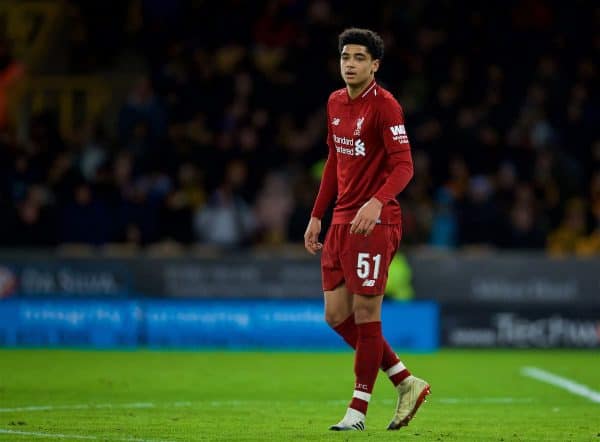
top-left (311, 80), bottom-right (414, 225)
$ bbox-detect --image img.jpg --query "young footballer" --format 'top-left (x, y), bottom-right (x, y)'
top-left (304, 27), bottom-right (430, 431)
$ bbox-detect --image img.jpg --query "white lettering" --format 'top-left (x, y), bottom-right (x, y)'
top-left (336, 145), bottom-right (354, 155)
top-left (389, 124), bottom-right (406, 136)
top-left (334, 136), bottom-right (366, 156)
top-left (355, 383), bottom-right (369, 391)
top-left (333, 134), bottom-right (354, 146)
top-left (389, 124), bottom-right (409, 143)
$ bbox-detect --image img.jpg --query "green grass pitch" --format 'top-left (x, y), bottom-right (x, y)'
top-left (0, 349), bottom-right (599, 441)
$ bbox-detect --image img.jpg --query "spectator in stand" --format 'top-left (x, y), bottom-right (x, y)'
top-left (546, 198), bottom-right (588, 256)
top-left (118, 76), bottom-right (167, 161)
top-left (193, 159), bottom-right (256, 249)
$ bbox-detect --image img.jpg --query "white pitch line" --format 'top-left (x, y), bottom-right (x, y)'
top-left (436, 397), bottom-right (534, 404)
top-left (0, 428), bottom-right (172, 442)
top-left (0, 429), bottom-right (96, 440)
top-left (0, 402), bottom-right (156, 413)
top-left (521, 366), bottom-right (600, 404)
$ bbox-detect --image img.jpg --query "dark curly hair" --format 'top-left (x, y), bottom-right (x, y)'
top-left (338, 28), bottom-right (384, 61)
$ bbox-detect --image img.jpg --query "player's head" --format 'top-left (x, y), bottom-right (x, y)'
top-left (338, 28), bottom-right (384, 88)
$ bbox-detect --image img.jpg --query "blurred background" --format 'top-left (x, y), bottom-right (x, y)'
top-left (0, 0), bottom-right (598, 350)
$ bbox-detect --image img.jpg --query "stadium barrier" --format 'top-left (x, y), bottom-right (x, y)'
top-left (441, 307), bottom-right (600, 348)
top-left (0, 251), bottom-right (598, 349)
top-left (408, 253), bottom-right (600, 348)
top-left (0, 299), bottom-right (439, 351)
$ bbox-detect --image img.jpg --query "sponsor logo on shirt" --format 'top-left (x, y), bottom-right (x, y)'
top-left (354, 139), bottom-right (366, 156)
top-left (333, 134), bottom-right (366, 157)
top-left (332, 117), bottom-right (341, 126)
top-left (333, 134), bottom-right (354, 146)
top-left (389, 124), bottom-right (409, 144)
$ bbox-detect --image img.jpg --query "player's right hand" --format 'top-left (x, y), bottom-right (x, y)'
top-left (304, 217), bottom-right (323, 255)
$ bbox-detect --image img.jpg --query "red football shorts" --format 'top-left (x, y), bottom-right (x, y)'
top-left (321, 223), bottom-right (401, 295)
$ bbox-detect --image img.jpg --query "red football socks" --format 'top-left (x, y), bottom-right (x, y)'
top-left (349, 321), bottom-right (384, 414)
top-left (333, 314), bottom-right (411, 386)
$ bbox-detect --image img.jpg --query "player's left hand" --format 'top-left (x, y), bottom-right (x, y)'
top-left (350, 197), bottom-right (383, 235)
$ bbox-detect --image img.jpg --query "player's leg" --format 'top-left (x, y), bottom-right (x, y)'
top-left (342, 224), bottom-right (429, 430)
top-left (323, 223), bottom-right (412, 388)
top-left (330, 222), bottom-right (396, 430)
top-left (329, 299), bottom-right (427, 427)
top-left (324, 283), bottom-right (354, 331)
top-left (330, 293), bottom-right (384, 431)
top-left (327, 296), bottom-right (411, 386)
top-left (323, 225), bottom-right (372, 430)
top-left (381, 225), bottom-right (430, 430)
top-left (349, 293), bottom-right (385, 415)
top-left (327, 224), bottom-right (429, 430)
top-left (325, 310), bottom-right (410, 374)
top-left (325, 284), bottom-right (414, 426)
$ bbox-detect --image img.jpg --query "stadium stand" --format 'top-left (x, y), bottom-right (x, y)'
top-left (0, 0), bottom-right (597, 254)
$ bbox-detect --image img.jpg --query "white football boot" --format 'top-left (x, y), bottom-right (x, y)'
top-left (387, 375), bottom-right (430, 430)
top-left (329, 407), bottom-right (366, 431)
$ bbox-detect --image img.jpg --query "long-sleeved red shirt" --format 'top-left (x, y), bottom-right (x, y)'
top-left (311, 80), bottom-right (414, 225)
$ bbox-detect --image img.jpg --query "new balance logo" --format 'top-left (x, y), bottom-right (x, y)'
top-left (355, 139), bottom-right (366, 156)
top-left (362, 279), bottom-right (376, 287)
top-left (332, 117), bottom-right (340, 126)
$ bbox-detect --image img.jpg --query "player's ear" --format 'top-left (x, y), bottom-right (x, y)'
top-left (371, 59), bottom-right (380, 74)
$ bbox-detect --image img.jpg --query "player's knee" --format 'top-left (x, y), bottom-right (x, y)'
top-left (353, 304), bottom-right (378, 324)
top-left (324, 311), bottom-right (346, 328)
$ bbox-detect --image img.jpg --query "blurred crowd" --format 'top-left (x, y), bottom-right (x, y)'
top-left (0, 0), bottom-right (598, 255)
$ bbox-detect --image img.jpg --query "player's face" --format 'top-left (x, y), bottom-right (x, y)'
top-left (340, 44), bottom-right (379, 88)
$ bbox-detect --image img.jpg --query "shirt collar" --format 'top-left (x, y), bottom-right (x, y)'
top-left (346, 79), bottom-right (377, 103)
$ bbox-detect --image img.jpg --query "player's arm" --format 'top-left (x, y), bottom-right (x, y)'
top-left (350, 98), bottom-right (413, 235)
top-left (305, 112), bottom-right (338, 254)
top-left (373, 97), bottom-right (414, 203)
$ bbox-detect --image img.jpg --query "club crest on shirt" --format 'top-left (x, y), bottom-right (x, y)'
top-left (353, 116), bottom-right (365, 136)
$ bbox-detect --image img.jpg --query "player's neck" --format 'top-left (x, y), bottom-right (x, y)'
top-left (346, 76), bottom-right (375, 100)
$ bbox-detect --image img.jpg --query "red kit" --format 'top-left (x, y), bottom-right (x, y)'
top-left (312, 80), bottom-right (414, 294)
